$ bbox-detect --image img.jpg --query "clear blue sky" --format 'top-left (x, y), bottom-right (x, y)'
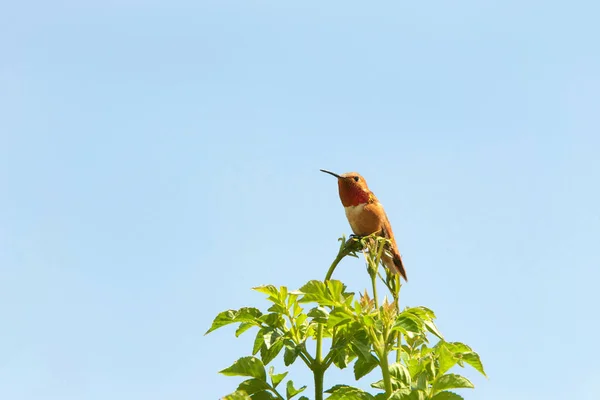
top-left (1, 1), bottom-right (599, 399)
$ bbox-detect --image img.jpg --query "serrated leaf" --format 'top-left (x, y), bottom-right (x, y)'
top-left (307, 307), bottom-right (329, 323)
top-left (424, 319), bottom-right (444, 340)
top-left (286, 380), bottom-right (306, 399)
top-left (253, 328), bottom-right (266, 355)
top-left (354, 354), bottom-right (379, 380)
top-left (388, 388), bottom-right (411, 399)
top-left (297, 280), bottom-right (331, 305)
top-left (328, 307), bottom-right (353, 327)
top-left (251, 391), bottom-right (276, 400)
top-left (263, 330), bottom-right (282, 349)
top-left (222, 390), bottom-right (252, 400)
top-left (433, 374), bottom-right (474, 394)
top-left (389, 362), bottom-right (411, 386)
top-left (325, 385), bottom-right (375, 399)
top-left (236, 322), bottom-right (255, 337)
top-left (253, 285), bottom-right (280, 300)
top-left (283, 345), bottom-right (299, 366)
top-left (260, 313), bottom-right (285, 330)
top-left (220, 357), bottom-right (267, 381)
top-left (436, 342), bottom-right (457, 376)
top-left (462, 352), bottom-right (486, 377)
top-left (431, 391), bottom-right (464, 400)
top-left (269, 369), bottom-right (288, 389)
top-left (260, 337), bottom-right (284, 365)
top-left (402, 390), bottom-right (426, 400)
top-left (392, 315), bottom-right (421, 334)
top-left (237, 379), bottom-right (270, 395)
top-left (206, 307), bottom-right (262, 334)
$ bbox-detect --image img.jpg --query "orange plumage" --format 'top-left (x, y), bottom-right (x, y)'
top-left (321, 169), bottom-right (407, 281)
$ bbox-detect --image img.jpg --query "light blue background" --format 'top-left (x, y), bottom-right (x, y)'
top-left (1, 1), bottom-right (599, 399)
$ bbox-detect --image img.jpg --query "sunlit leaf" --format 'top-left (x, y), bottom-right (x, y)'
top-left (462, 352), bottom-right (486, 377)
top-left (432, 374), bottom-right (474, 394)
top-left (206, 307), bottom-right (262, 334)
top-left (222, 390), bottom-right (252, 400)
top-left (220, 357), bottom-right (267, 381)
top-left (392, 315), bottom-right (421, 334)
top-left (307, 307), bottom-right (329, 323)
top-left (354, 354), bottom-right (379, 380)
top-left (325, 385), bottom-right (375, 399)
top-left (388, 388), bottom-right (411, 399)
top-left (237, 379), bottom-right (270, 395)
top-left (260, 335), bottom-right (284, 365)
top-left (283, 345), bottom-right (299, 366)
top-left (389, 362), bottom-right (411, 387)
top-left (431, 391), bottom-right (464, 400)
top-left (251, 391), bottom-right (276, 400)
top-left (268, 366), bottom-right (288, 389)
top-left (286, 380), bottom-right (307, 399)
top-left (235, 322), bottom-right (256, 337)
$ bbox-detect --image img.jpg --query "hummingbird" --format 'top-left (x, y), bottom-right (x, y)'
top-left (320, 169), bottom-right (408, 281)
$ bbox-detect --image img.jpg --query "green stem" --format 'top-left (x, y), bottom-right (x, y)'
top-left (371, 271), bottom-right (379, 309)
top-left (378, 346), bottom-right (393, 397)
top-left (325, 248), bottom-right (346, 281)
top-left (313, 365), bottom-right (324, 400)
top-left (313, 324), bottom-right (325, 400)
top-left (396, 331), bottom-right (402, 363)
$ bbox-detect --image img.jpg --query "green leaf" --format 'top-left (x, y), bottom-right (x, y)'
top-left (253, 285), bottom-right (280, 300)
top-left (286, 380), bottom-right (306, 399)
top-left (251, 391), bottom-right (276, 400)
top-left (263, 330), bottom-right (282, 349)
top-left (297, 280), bottom-right (331, 305)
top-left (222, 391), bottom-right (252, 400)
top-left (431, 392), bottom-right (464, 400)
top-left (436, 342), bottom-right (457, 376)
top-left (307, 307), bottom-right (329, 323)
top-left (388, 388), bottom-right (412, 399)
top-left (462, 352), bottom-right (487, 377)
top-left (236, 322), bottom-right (255, 337)
top-left (283, 345), bottom-right (299, 366)
top-left (326, 280), bottom-right (349, 303)
top-left (433, 374), bottom-right (474, 394)
top-left (354, 354), bottom-right (379, 380)
top-left (260, 313), bottom-right (286, 330)
top-left (237, 379), bottom-right (270, 395)
top-left (260, 336), bottom-right (284, 365)
top-left (253, 328), bottom-right (266, 355)
top-left (392, 315), bottom-right (421, 334)
top-left (268, 366), bottom-right (288, 389)
top-left (328, 307), bottom-right (354, 328)
top-left (205, 307), bottom-right (262, 334)
top-left (424, 319), bottom-right (444, 340)
top-left (325, 385), bottom-right (375, 400)
top-left (219, 357), bottom-right (267, 381)
top-left (402, 390), bottom-right (426, 400)
top-left (389, 362), bottom-right (411, 387)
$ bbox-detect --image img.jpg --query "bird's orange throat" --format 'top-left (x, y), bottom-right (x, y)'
top-left (338, 181), bottom-right (370, 207)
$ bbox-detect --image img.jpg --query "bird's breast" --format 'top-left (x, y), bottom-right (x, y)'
top-left (344, 203), bottom-right (382, 235)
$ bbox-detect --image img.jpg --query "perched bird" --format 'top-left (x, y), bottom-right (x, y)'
top-left (320, 169), bottom-right (407, 281)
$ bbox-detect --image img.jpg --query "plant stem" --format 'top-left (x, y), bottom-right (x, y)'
top-left (371, 271), bottom-right (379, 309)
top-left (378, 346), bottom-right (393, 397)
top-left (396, 331), bottom-right (402, 363)
top-left (313, 365), bottom-right (324, 400)
top-left (325, 247), bottom-right (346, 281)
top-left (313, 325), bottom-right (325, 400)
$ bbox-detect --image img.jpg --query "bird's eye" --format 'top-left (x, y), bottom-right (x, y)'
top-left (353, 176), bottom-right (359, 182)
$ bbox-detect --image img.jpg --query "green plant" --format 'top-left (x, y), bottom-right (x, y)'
top-left (206, 235), bottom-right (486, 399)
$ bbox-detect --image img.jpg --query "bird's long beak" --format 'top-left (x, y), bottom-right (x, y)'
top-left (320, 169), bottom-right (342, 179)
